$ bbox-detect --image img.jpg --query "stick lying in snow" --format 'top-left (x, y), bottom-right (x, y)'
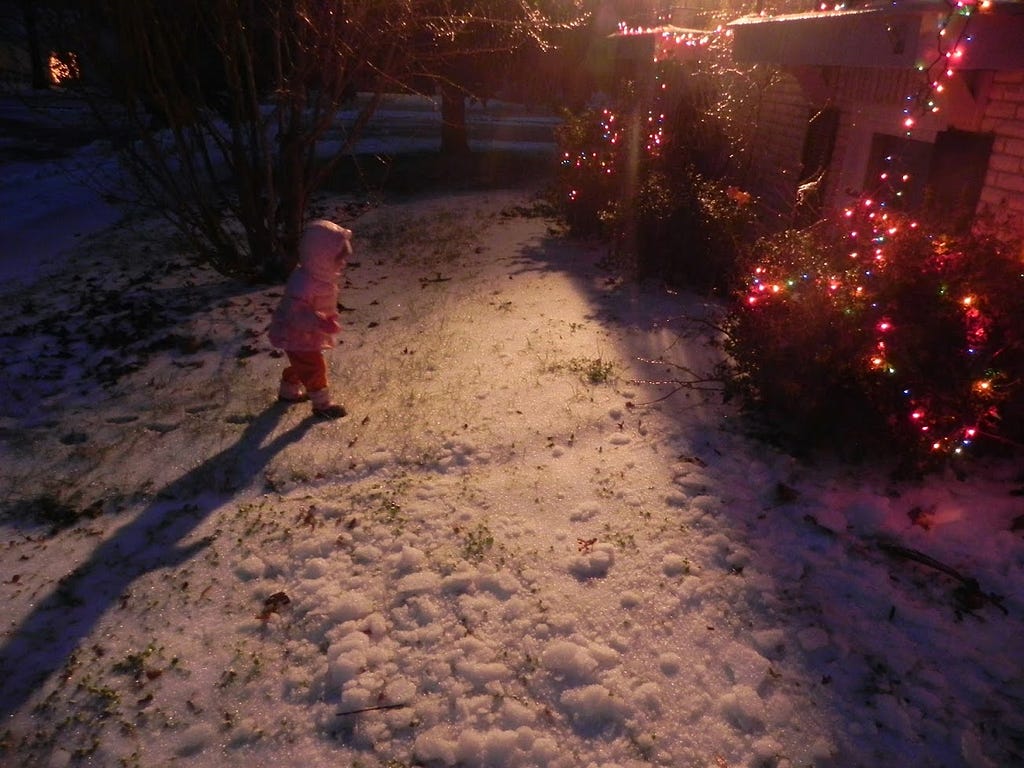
top-left (337, 703), bottom-right (411, 716)
top-left (626, 312), bottom-right (728, 406)
top-left (419, 272), bottom-right (451, 286)
top-left (799, 511), bottom-right (1008, 617)
top-left (875, 541), bottom-right (1008, 616)
top-left (629, 357), bottom-right (724, 405)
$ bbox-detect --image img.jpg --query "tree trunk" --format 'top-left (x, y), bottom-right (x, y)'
top-left (440, 84), bottom-right (469, 156)
top-left (273, 107), bottom-right (309, 281)
top-left (22, 2), bottom-right (50, 90)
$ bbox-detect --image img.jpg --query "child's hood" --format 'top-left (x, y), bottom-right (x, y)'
top-left (298, 220), bottom-right (352, 281)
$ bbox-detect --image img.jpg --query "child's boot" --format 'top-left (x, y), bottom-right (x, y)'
top-left (278, 380), bottom-right (308, 403)
top-left (310, 388), bottom-right (347, 420)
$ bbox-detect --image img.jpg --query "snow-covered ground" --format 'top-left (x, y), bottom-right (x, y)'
top-left (0, 91), bottom-right (1022, 768)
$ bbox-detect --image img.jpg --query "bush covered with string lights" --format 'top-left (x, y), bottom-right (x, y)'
top-left (551, 107), bottom-right (621, 239)
top-left (551, 33), bottom-right (760, 294)
top-left (553, 2), bottom-right (1024, 468)
top-left (552, 100), bottom-right (757, 293)
top-left (723, 201), bottom-right (1024, 468)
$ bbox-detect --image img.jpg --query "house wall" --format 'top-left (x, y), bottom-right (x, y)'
top-left (745, 72), bottom-right (807, 223)
top-left (721, 5), bottom-right (1024, 253)
top-left (824, 67), bottom-right (946, 212)
top-left (825, 67), bottom-right (1024, 248)
top-left (757, 64), bottom-right (1024, 253)
top-left (739, 67), bottom-right (932, 223)
top-left (978, 70), bottom-right (1024, 245)
top-left (734, 66), bottom-right (947, 223)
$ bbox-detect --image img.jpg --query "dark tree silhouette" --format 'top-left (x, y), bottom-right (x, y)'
top-left (60, 0), bottom-right (585, 280)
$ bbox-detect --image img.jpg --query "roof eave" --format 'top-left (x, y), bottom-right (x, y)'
top-left (728, 4), bottom-right (1024, 70)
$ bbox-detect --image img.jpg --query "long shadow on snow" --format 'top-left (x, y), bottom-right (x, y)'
top-left (510, 230), bottom-right (1023, 765)
top-left (510, 233), bottom-right (727, 389)
top-left (0, 403), bottom-right (314, 721)
top-left (0, 252), bottom-right (273, 423)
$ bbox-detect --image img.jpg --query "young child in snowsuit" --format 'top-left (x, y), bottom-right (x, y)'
top-left (268, 219), bottom-right (352, 419)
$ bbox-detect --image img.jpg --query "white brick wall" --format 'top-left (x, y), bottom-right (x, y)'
top-left (755, 65), bottom-right (1024, 251)
top-left (747, 73), bottom-right (807, 222)
top-left (979, 71), bottom-right (1024, 242)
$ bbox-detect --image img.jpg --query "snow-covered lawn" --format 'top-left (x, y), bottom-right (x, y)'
top-left (1, 111), bottom-right (1022, 767)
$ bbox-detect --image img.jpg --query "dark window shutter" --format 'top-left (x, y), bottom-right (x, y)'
top-left (924, 128), bottom-right (994, 230)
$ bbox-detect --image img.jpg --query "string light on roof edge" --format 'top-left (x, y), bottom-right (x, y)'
top-left (615, 22), bottom-right (726, 64)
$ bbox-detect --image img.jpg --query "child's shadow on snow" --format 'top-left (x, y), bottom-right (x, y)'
top-left (0, 403), bottom-right (314, 720)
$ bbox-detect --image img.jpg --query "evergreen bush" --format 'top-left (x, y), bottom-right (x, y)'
top-left (628, 168), bottom-right (756, 293)
top-left (551, 103), bottom-right (756, 293)
top-left (553, 108), bottom-right (621, 238)
top-left (724, 202), bottom-right (1024, 469)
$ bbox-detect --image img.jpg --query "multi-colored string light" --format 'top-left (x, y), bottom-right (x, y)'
top-left (586, 3), bottom-right (1008, 456)
top-left (559, 104), bottom-right (668, 205)
top-left (567, 20), bottom-right (739, 187)
top-left (744, 0), bottom-right (1005, 457)
top-left (904, 0), bottom-right (987, 134)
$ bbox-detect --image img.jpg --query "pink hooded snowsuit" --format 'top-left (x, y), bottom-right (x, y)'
top-left (268, 220), bottom-right (352, 352)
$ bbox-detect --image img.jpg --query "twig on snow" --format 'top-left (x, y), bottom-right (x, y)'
top-left (336, 702), bottom-right (411, 716)
top-left (797, 511), bottom-right (1009, 617)
top-left (876, 541), bottom-right (1008, 616)
top-left (629, 357), bottom-right (724, 406)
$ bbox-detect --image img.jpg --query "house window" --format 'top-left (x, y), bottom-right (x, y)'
top-left (864, 133), bottom-right (932, 210)
top-left (864, 129), bottom-right (993, 229)
top-left (794, 106), bottom-right (839, 224)
top-left (48, 51), bottom-right (80, 85)
top-left (800, 106), bottom-right (839, 183)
